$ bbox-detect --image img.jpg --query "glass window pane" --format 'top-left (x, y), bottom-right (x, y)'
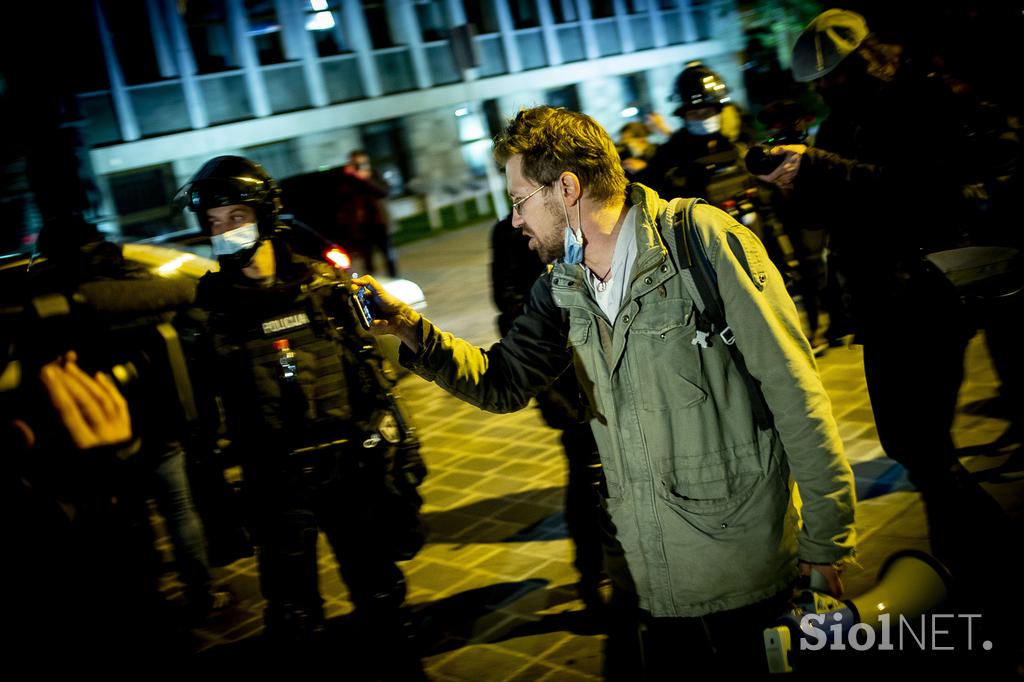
top-left (510, 0), bottom-right (540, 29)
top-left (103, 0), bottom-right (164, 85)
top-left (464, 0), bottom-right (501, 33)
top-left (185, 0), bottom-right (241, 73)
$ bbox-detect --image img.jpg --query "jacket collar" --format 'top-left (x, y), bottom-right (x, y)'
top-left (550, 183), bottom-right (677, 309)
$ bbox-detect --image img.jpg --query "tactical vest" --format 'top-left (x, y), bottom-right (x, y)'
top-left (694, 146), bottom-right (757, 207)
top-left (206, 264), bottom-right (366, 453)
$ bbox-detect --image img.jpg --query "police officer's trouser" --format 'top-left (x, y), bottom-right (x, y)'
top-left (247, 447), bottom-right (407, 638)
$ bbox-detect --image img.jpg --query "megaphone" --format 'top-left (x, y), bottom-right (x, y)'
top-left (764, 550), bottom-right (953, 673)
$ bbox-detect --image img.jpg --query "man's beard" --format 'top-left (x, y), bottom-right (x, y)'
top-left (533, 231), bottom-right (564, 264)
top-left (536, 197), bottom-right (571, 263)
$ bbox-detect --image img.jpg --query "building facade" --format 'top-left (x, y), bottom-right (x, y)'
top-left (75, 0), bottom-right (749, 243)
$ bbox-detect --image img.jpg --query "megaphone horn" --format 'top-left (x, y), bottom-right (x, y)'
top-left (764, 550), bottom-right (953, 673)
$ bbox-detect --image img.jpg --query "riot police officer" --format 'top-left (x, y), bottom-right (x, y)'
top-left (640, 61), bottom-right (750, 203)
top-left (643, 61), bottom-right (794, 283)
top-left (177, 156), bottom-right (425, 670)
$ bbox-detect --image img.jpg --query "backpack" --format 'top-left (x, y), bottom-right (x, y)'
top-left (659, 198), bottom-right (774, 432)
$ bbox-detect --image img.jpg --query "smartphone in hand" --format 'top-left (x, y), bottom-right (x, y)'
top-left (353, 286), bottom-right (377, 330)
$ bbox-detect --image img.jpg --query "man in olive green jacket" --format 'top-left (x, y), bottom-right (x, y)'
top-left (355, 106), bottom-right (855, 673)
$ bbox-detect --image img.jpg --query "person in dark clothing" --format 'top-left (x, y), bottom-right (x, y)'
top-left (758, 8), bottom-right (1018, 603)
top-left (640, 61), bottom-right (750, 205)
top-left (6, 239), bottom-right (203, 664)
top-left (756, 99), bottom-right (850, 350)
top-left (178, 156), bottom-right (425, 675)
top-left (491, 213), bottom-right (612, 613)
top-left (642, 62), bottom-right (791, 275)
top-left (8, 352), bottom-right (192, 667)
top-left (337, 150), bottom-right (398, 278)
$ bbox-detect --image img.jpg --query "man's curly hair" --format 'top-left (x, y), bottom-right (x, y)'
top-left (493, 106), bottom-right (627, 204)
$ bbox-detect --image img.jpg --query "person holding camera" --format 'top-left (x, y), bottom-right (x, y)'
top-left (177, 156), bottom-right (425, 671)
top-left (7, 350), bottom-right (192, 665)
top-left (756, 9), bottom-right (1016, 577)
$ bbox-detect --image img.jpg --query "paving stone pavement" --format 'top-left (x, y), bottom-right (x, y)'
top-left (160, 221), bottom-right (1020, 678)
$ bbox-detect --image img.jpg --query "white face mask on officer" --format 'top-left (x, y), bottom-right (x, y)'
top-left (211, 223), bottom-right (260, 257)
top-left (685, 113), bottom-right (722, 136)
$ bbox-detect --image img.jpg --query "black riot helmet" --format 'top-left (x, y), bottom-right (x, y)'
top-left (670, 61), bottom-right (730, 116)
top-left (176, 155), bottom-right (283, 268)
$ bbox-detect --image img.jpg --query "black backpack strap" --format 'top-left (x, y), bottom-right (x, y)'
top-left (666, 199), bottom-right (774, 431)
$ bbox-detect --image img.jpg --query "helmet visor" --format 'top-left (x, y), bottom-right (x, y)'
top-left (176, 177), bottom-right (269, 213)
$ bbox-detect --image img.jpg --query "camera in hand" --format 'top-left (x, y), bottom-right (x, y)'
top-left (745, 129), bottom-right (809, 176)
top-left (0, 279), bottom-right (198, 442)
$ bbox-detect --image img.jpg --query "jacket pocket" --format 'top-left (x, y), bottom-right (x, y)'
top-left (659, 444), bottom-right (766, 517)
top-left (627, 315), bottom-right (706, 411)
top-left (567, 318), bottom-right (591, 348)
top-left (662, 472), bottom-right (761, 516)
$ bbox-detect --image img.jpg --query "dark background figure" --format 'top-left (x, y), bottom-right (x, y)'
top-left (180, 156), bottom-right (425, 676)
top-left (759, 10), bottom-right (1021, 640)
top-left (490, 213), bottom-right (612, 615)
top-left (755, 99), bottom-right (849, 351)
top-left (740, 28), bottom-right (798, 120)
top-left (4, 241), bottom-right (206, 664)
top-left (2, 2), bottom-right (228, 656)
top-left (7, 352), bottom-right (186, 666)
top-left (338, 150), bottom-right (398, 278)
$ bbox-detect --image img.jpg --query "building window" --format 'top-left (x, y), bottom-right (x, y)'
top-left (550, 0), bottom-right (578, 23)
top-left (360, 119), bottom-right (412, 197)
top-left (416, 0), bottom-right (448, 41)
top-left (183, 0), bottom-right (240, 73)
top-left (510, 0), bottom-right (540, 29)
top-left (362, 0), bottom-right (399, 48)
top-left (463, 0), bottom-right (501, 33)
top-left (108, 165), bottom-right (180, 239)
top-left (243, 0), bottom-right (289, 65)
top-left (545, 84), bottom-right (581, 112)
top-left (621, 71), bottom-right (652, 113)
top-left (103, 0), bottom-right (165, 85)
top-left (304, 0), bottom-right (351, 57)
top-left (590, 0), bottom-right (616, 19)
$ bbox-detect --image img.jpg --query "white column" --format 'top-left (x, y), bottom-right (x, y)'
top-left (493, 0), bottom-right (523, 73)
top-left (145, 0), bottom-right (178, 78)
top-left (387, 0), bottom-right (431, 89)
top-left (643, 0), bottom-right (667, 48)
top-left (445, 0), bottom-right (467, 25)
top-left (612, 0), bottom-right (635, 53)
top-left (574, 0), bottom-right (599, 60)
top-left (93, 0), bottom-right (140, 141)
top-left (340, 0), bottom-right (382, 97)
top-left (677, 0), bottom-right (698, 43)
top-left (275, 0), bottom-right (328, 106)
top-left (535, 0), bottom-right (562, 66)
top-left (225, 0), bottom-right (271, 117)
top-left (161, 0), bottom-right (208, 129)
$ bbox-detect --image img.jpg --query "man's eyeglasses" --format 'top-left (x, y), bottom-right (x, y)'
top-left (510, 185), bottom-right (546, 215)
